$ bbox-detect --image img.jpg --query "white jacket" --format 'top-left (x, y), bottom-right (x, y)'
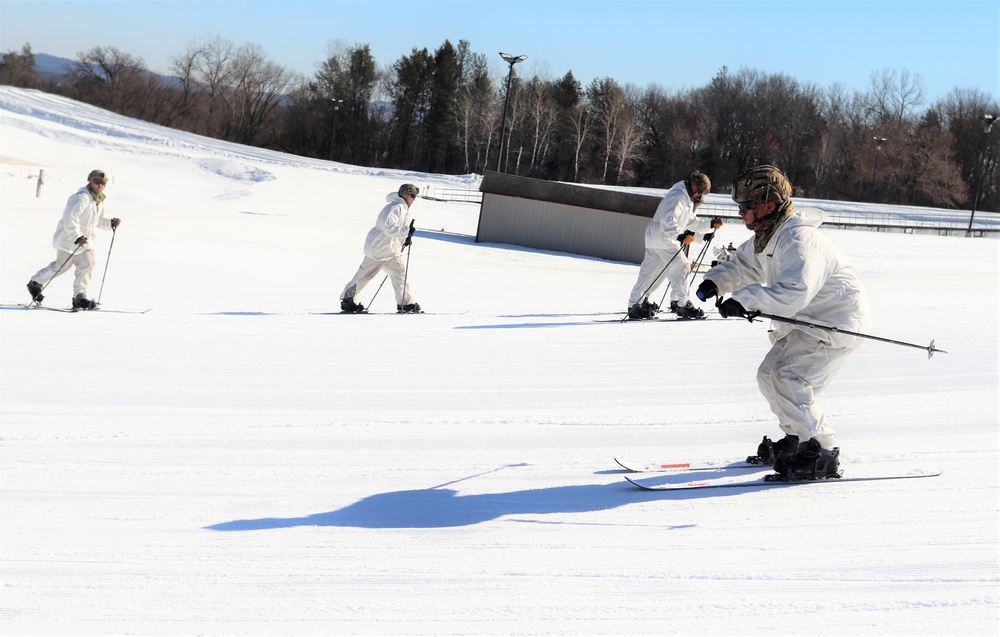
top-left (52, 186), bottom-right (113, 252)
top-left (644, 180), bottom-right (713, 251)
top-left (363, 193), bottom-right (412, 260)
top-left (705, 211), bottom-right (871, 348)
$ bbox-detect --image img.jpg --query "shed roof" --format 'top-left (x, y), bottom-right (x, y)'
top-left (479, 171), bottom-right (662, 218)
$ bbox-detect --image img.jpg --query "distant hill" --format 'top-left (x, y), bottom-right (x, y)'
top-left (33, 53), bottom-right (75, 76)
top-left (3, 52), bottom-right (183, 88)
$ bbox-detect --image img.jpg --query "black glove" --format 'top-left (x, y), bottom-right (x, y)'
top-left (75, 236), bottom-right (88, 246)
top-left (403, 220), bottom-right (416, 247)
top-left (718, 297), bottom-right (758, 320)
top-left (677, 230), bottom-right (695, 245)
top-left (696, 280), bottom-right (718, 301)
top-left (703, 232), bottom-right (715, 242)
top-left (111, 218), bottom-right (121, 229)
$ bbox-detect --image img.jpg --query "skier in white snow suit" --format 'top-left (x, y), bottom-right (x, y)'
top-left (340, 183), bottom-right (421, 313)
top-left (696, 165), bottom-right (871, 480)
top-left (627, 171), bottom-right (722, 320)
top-left (27, 169), bottom-right (121, 309)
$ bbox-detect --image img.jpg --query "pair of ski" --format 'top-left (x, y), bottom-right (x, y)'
top-left (1, 303), bottom-right (150, 314)
top-left (594, 315), bottom-right (721, 324)
top-left (615, 457), bottom-right (941, 491)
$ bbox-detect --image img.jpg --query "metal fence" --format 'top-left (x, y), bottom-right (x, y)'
top-left (423, 187), bottom-right (483, 203)
top-left (425, 187), bottom-right (999, 237)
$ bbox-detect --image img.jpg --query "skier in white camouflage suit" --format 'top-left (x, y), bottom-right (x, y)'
top-left (26, 169), bottom-right (121, 310)
top-left (627, 171), bottom-right (722, 320)
top-left (696, 165), bottom-right (871, 480)
top-left (339, 183), bottom-right (421, 313)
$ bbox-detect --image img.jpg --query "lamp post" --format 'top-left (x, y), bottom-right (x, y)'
top-left (328, 98), bottom-right (344, 161)
top-left (871, 136), bottom-right (886, 187)
top-left (967, 114), bottom-right (996, 236)
top-left (496, 52), bottom-right (527, 173)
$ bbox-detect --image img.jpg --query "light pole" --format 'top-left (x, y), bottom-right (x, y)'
top-left (871, 136), bottom-right (886, 187)
top-left (967, 114), bottom-right (996, 236)
top-left (496, 52), bottom-right (527, 173)
top-left (328, 98), bottom-right (344, 161)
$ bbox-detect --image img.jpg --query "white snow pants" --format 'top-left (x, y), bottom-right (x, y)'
top-left (340, 253), bottom-right (415, 306)
top-left (31, 247), bottom-right (96, 297)
top-left (756, 329), bottom-right (856, 449)
top-left (628, 246), bottom-right (690, 307)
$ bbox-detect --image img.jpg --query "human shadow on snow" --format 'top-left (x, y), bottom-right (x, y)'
top-left (206, 469), bottom-right (750, 532)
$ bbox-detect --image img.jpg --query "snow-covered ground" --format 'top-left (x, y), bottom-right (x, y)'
top-left (1, 86), bottom-right (997, 636)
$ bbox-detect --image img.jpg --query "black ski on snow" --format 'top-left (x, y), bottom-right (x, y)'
top-left (593, 316), bottom-right (722, 324)
top-left (624, 468), bottom-right (942, 491)
top-left (316, 310), bottom-right (468, 316)
top-left (614, 457), bottom-right (762, 472)
top-left (0, 303), bottom-right (150, 314)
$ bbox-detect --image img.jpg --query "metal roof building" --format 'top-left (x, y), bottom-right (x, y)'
top-left (475, 171), bottom-right (662, 264)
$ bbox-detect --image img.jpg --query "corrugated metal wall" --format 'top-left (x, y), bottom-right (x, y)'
top-left (477, 193), bottom-right (650, 263)
top-left (475, 171), bottom-right (662, 264)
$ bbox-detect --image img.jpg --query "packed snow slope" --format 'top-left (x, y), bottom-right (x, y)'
top-left (1, 86), bottom-right (997, 636)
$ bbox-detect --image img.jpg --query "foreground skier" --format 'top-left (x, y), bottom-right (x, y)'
top-left (696, 165), bottom-right (871, 480)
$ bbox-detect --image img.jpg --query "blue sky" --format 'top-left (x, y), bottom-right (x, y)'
top-left (2, 0), bottom-right (997, 104)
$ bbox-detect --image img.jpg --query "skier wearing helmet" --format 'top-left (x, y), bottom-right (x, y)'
top-left (695, 165), bottom-right (871, 480)
top-left (340, 183), bottom-right (422, 314)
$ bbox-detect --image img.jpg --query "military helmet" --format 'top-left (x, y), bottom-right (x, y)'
top-left (732, 165), bottom-right (792, 206)
top-left (398, 183), bottom-right (419, 197)
top-left (88, 169), bottom-right (108, 182)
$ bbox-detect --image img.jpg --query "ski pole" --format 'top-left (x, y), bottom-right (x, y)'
top-left (399, 240), bottom-right (413, 313)
top-left (731, 306), bottom-right (947, 359)
top-left (366, 275), bottom-right (388, 310)
top-left (96, 225), bottom-right (117, 305)
top-left (658, 233), bottom-right (712, 311)
top-left (623, 244), bottom-right (685, 322)
top-left (32, 243), bottom-right (83, 306)
top-left (686, 233), bottom-right (715, 294)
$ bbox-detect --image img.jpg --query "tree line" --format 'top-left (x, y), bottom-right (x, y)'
top-left (2, 39), bottom-right (997, 212)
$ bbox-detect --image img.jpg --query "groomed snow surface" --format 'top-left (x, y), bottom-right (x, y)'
top-left (1, 87), bottom-right (997, 636)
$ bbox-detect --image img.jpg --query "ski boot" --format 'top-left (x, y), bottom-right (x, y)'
top-left (771, 438), bottom-right (842, 481)
top-left (340, 297), bottom-right (366, 313)
top-left (747, 434), bottom-right (799, 465)
top-left (673, 301), bottom-right (705, 320)
top-left (72, 294), bottom-right (97, 310)
top-left (627, 297), bottom-right (658, 320)
top-left (397, 303), bottom-right (422, 314)
top-left (27, 280), bottom-right (44, 304)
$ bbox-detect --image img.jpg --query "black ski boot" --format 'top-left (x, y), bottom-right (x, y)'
top-left (72, 294), bottom-right (97, 310)
top-left (627, 298), bottom-right (657, 320)
top-left (27, 280), bottom-right (44, 303)
top-left (340, 297), bottom-right (365, 313)
top-left (747, 434), bottom-right (799, 465)
top-left (674, 301), bottom-right (705, 320)
top-left (397, 303), bottom-right (422, 314)
top-left (772, 438), bottom-right (841, 481)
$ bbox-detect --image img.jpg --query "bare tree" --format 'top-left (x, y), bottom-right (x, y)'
top-left (227, 43), bottom-right (298, 145)
top-left (610, 84), bottom-right (647, 185)
top-left (0, 43), bottom-right (41, 88)
top-left (567, 97), bottom-right (594, 183)
top-left (862, 67), bottom-right (926, 128)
